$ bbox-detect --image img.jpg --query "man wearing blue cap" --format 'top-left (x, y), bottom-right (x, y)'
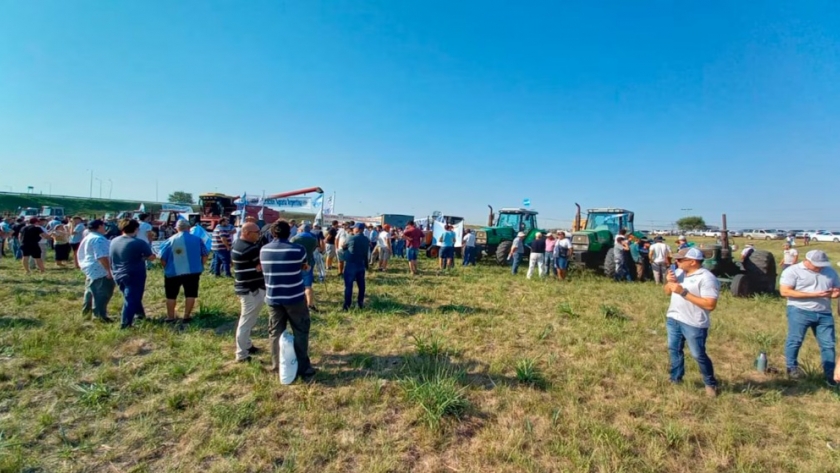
top-left (779, 250), bottom-right (840, 385)
top-left (664, 247), bottom-right (721, 397)
top-left (341, 222), bottom-right (370, 310)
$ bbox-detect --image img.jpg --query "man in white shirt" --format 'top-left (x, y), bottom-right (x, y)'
top-left (649, 236), bottom-right (672, 284)
top-left (376, 226), bottom-right (391, 271)
top-left (664, 247), bottom-right (721, 397)
top-left (336, 221), bottom-right (351, 276)
top-left (136, 213), bottom-right (155, 245)
top-left (779, 250), bottom-right (840, 385)
top-left (780, 242), bottom-right (798, 271)
top-left (462, 229), bottom-right (476, 266)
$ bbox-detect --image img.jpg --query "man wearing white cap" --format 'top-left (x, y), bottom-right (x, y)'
top-left (677, 235), bottom-right (689, 250)
top-left (508, 231), bottom-right (526, 275)
top-left (664, 247), bottom-right (720, 397)
top-left (779, 250), bottom-right (840, 385)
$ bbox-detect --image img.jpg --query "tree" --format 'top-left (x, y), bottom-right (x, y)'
top-left (168, 191), bottom-right (195, 204)
top-left (677, 216), bottom-right (706, 231)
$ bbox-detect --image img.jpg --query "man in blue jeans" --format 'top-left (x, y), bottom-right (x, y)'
top-left (779, 250), bottom-right (840, 386)
top-left (508, 231), bottom-right (525, 275)
top-left (109, 219), bottom-right (156, 329)
top-left (341, 222), bottom-right (370, 310)
top-left (664, 247), bottom-right (721, 397)
top-left (211, 217), bottom-right (234, 277)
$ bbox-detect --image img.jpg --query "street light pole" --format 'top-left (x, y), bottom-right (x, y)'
top-left (108, 179), bottom-right (113, 199)
top-left (95, 178), bottom-right (102, 199)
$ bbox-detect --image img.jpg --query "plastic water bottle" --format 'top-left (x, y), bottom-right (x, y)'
top-left (278, 331), bottom-right (298, 385)
top-left (756, 352), bottom-right (767, 373)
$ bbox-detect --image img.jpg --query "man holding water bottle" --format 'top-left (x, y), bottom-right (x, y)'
top-left (664, 247), bottom-right (721, 397)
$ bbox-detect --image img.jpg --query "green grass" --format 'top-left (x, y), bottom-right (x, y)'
top-left (1, 237), bottom-right (839, 472)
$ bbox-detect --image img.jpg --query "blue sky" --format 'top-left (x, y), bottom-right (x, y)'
top-left (1, 1), bottom-right (838, 230)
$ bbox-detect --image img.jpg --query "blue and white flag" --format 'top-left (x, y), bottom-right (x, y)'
top-left (523, 198), bottom-right (531, 207)
top-left (323, 195), bottom-right (334, 215)
top-left (190, 223), bottom-right (213, 252)
top-left (139, 203), bottom-right (146, 212)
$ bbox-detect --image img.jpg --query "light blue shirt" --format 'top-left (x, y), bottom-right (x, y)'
top-left (77, 233), bottom-right (111, 280)
top-left (440, 231), bottom-right (456, 247)
top-left (159, 232), bottom-right (208, 277)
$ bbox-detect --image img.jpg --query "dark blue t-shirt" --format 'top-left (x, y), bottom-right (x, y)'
top-left (109, 235), bottom-right (152, 281)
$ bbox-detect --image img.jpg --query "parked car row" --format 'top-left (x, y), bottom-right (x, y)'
top-left (645, 229), bottom-right (839, 242)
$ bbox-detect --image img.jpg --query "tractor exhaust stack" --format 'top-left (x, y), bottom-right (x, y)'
top-left (574, 203), bottom-right (582, 231)
top-left (487, 205), bottom-right (494, 227)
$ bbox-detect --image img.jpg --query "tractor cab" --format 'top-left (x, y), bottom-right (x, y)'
top-left (198, 193), bottom-right (237, 229)
top-left (571, 208), bottom-right (635, 270)
top-left (496, 208), bottom-right (539, 237)
top-left (585, 209), bottom-right (634, 236)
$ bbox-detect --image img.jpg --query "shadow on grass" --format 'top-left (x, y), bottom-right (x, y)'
top-left (365, 295), bottom-right (432, 316)
top-left (0, 316), bottom-right (42, 329)
top-left (438, 304), bottom-right (488, 315)
top-left (722, 376), bottom-right (829, 398)
top-left (313, 352), bottom-right (520, 390)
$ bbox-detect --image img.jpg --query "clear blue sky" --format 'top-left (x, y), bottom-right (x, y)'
top-left (1, 1), bottom-right (838, 230)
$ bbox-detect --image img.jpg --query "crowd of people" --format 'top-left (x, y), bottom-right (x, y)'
top-left (2, 213), bottom-right (840, 389)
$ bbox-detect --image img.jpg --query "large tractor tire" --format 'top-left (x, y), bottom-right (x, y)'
top-left (426, 246), bottom-right (440, 259)
top-left (496, 241), bottom-right (512, 265)
top-left (603, 248), bottom-right (616, 279)
top-left (730, 274), bottom-right (752, 297)
top-left (743, 250), bottom-right (777, 293)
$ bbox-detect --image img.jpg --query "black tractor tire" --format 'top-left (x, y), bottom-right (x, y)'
top-left (730, 274), bottom-right (752, 297)
top-left (743, 250), bottom-right (777, 293)
top-left (603, 247), bottom-right (616, 279)
top-left (496, 241), bottom-right (513, 265)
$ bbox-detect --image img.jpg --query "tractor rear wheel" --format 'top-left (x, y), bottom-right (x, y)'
top-left (496, 241), bottom-right (512, 265)
top-left (603, 248), bottom-right (616, 279)
top-left (730, 274), bottom-right (751, 297)
top-left (744, 250), bottom-right (777, 293)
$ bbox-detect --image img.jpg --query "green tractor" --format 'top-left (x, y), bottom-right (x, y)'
top-left (475, 206), bottom-right (547, 264)
top-left (570, 206), bottom-right (637, 274)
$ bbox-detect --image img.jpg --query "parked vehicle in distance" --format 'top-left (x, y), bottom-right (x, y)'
top-left (791, 230), bottom-right (806, 238)
top-left (744, 229), bottom-right (785, 240)
top-left (729, 230), bottom-right (743, 237)
top-left (703, 230), bottom-right (721, 238)
top-left (811, 231), bottom-right (840, 243)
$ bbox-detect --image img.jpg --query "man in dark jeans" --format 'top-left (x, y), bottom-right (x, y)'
top-left (341, 222), bottom-right (370, 310)
top-left (260, 220), bottom-right (317, 379)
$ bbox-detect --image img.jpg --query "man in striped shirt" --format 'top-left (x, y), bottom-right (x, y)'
top-left (260, 220), bottom-right (317, 379)
top-left (211, 217), bottom-right (234, 277)
top-left (232, 222), bottom-right (265, 363)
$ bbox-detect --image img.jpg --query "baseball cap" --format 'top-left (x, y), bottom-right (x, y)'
top-left (517, 231), bottom-right (525, 237)
top-left (673, 247), bottom-right (705, 261)
top-left (88, 219), bottom-right (105, 230)
top-left (805, 250), bottom-right (830, 268)
top-left (302, 223), bottom-right (312, 233)
top-left (678, 235), bottom-right (687, 241)
top-left (654, 236), bottom-right (664, 242)
top-left (354, 222), bottom-right (366, 230)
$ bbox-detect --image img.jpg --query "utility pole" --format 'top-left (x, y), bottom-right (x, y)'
top-left (108, 179), bottom-right (113, 199)
top-left (88, 170), bottom-right (93, 198)
top-left (95, 178), bottom-right (102, 199)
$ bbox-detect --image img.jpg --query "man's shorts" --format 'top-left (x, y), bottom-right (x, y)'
top-left (439, 246), bottom-right (455, 260)
top-left (21, 244), bottom-right (41, 259)
top-left (164, 273), bottom-right (201, 299)
top-left (325, 244), bottom-right (337, 258)
top-left (407, 248), bottom-right (418, 261)
top-left (379, 247), bottom-right (391, 263)
top-left (302, 267), bottom-right (314, 288)
top-left (70, 242), bottom-right (81, 252)
top-left (337, 248), bottom-right (346, 262)
top-left (555, 256), bottom-right (569, 270)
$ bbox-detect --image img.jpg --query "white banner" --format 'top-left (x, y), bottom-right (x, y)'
top-left (432, 220), bottom-right (464, 248)
top-left (237, 195), bottom-right (323, 212)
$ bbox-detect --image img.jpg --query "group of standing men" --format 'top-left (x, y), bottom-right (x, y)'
top-left (507, 231), bottom-right (573, 280)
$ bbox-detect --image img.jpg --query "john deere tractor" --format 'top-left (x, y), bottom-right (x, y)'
top-left (475, 206), bottom-right (547, 264)
top-left (571, 207), bottom-right (636, 273)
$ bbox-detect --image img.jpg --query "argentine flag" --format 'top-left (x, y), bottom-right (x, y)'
top-left (177, 214), bottom-right (212, 252)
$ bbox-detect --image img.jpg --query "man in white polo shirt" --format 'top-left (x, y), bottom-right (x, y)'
top-left (779, 250), bottom-right (840, 385)
top-left (649, 236), bottom-right (671, 284)
top-left (664, 247), bottom-right (721, 397)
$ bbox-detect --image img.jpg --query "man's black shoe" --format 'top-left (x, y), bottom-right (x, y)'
top-left (247, 346), bottom-right (260, 355)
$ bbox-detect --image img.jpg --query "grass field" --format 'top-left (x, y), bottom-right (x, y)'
top-left (1, 237), bottom-right (839, 472)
